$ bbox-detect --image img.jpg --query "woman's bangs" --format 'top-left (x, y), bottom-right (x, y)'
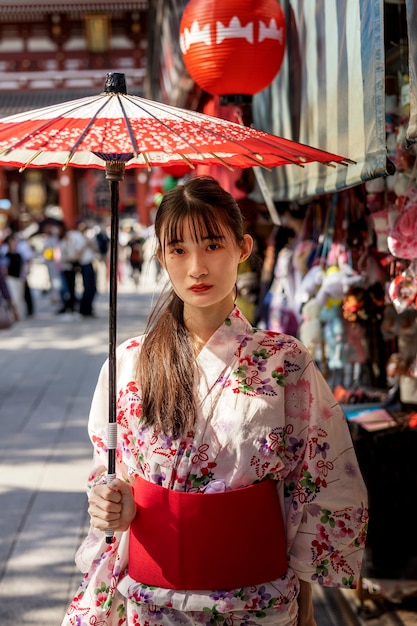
top-left (189, 203), bottom-right (226, 242)
top-left (163, 202), bottom-right (226, 246)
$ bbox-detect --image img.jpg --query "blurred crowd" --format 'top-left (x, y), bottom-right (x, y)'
top-left (0, 210), bottom-right (163, 328)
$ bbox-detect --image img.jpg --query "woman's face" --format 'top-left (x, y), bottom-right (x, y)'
top-left (159, 217), bottom-right (252, 316)
top-left (7, 237), bottom-right (17, 251)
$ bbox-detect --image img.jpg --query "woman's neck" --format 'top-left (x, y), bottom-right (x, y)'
top-left (183, 300), bottom-right (235, 349)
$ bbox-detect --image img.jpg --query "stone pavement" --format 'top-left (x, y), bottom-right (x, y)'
top-left (0, 258), bottom-right (414, 626)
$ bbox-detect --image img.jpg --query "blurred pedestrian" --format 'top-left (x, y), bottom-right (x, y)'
top-left (128, 235), bottom-right (144, 287)
top-left (0, 268), bottom-right (18, 328)
top-left (2, 233), bottom-right (25, 319)
top-left (42, 224), bottom-right (62, 303)
top-left (16, 233), bottom-right (35, 317)
top-left (75, 220), bottom-right (98, 317)
top-left (57, 222), bottom-right (97, 317)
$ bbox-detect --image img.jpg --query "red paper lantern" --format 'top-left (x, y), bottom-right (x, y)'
top-left (160, 163), bottom-right (190, 179)
top-left (180, 0), bottom-right (286, 103)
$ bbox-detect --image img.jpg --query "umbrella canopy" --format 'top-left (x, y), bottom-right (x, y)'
top-left (0, 73), bottom-right (352, 172)
top-left (0, 72), bottom-right (352, 543)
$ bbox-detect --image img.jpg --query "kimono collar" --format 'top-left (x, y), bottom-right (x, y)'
top-left (195, 307), bottom-right (254, 394)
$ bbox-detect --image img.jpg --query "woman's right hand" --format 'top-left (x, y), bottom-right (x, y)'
top-left (88, 478), bottom-right (137, 532)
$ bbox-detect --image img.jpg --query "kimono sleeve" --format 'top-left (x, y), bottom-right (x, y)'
top-left (283, 344), bottom-right (368, 589)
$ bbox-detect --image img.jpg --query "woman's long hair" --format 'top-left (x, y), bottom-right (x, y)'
top-left (136, 176), bottom-right (245, 438)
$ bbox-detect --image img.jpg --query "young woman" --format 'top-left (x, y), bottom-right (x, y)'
top-left (62, 176), bottom-right (368, 626)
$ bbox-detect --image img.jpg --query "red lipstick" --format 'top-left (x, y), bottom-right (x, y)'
top-left (190, 283), bottom-right (212, 293)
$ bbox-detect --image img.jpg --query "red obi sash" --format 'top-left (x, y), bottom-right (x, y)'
top-left (128, 475), bottom-right (287, 590)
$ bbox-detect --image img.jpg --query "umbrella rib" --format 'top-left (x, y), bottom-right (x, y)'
top-left (18, 149), bottom-right (43, 171)
top-left (63, 100), bottom-right (110, 154)
top-left (238, 154), bottom-right (278, 170)
top-left (140, 151), bottom-right (196, 171)
top-left (117, 95), bottom-right (140, 157)
top-left (208, 153), bottom-right (235, 171)
top-left (63, 151), bottom-right (78, 169)
top-left (141, 152), bottom-right (152, 171)
top-left (178, 154), bottom-right (195, 169)
top-left (123, 95), bottom-right (345, 165)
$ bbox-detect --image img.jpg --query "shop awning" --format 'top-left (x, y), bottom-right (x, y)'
top-left (252, 0), bottom-right (387, 202)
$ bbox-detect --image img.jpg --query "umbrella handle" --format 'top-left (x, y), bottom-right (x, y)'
top-left (105, 471), bottom-right (117, 541)
top-left (105, 171), bottom-right (123, 543)
top-left (105, 423), bottom-right (118, 541)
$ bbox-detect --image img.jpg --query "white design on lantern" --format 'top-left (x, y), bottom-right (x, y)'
top-left (180, 21), bottom-right (211, 53)
top-left (259, 19), bottom-right (284, 43)
top-left (216, 17), bottom-right (253, 44)
top-left (181, 16), bottom-right (284, 52)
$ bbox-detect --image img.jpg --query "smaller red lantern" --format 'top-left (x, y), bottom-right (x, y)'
top-left (160, 163), bottom-right (190, 179)
top-left (180, 0), bottom-right (286, 103)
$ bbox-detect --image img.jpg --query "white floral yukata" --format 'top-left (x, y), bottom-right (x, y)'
top-left (62, 307), bottom-right (368, 626)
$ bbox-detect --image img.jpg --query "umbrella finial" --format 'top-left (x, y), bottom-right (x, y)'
top-left (104, 72), bottom-right (127, 94)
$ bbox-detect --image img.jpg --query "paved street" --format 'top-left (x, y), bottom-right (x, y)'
top-left (0, 259), bottom-right (160, 625)
top-left (0, 258), bottom-right (414, 625)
